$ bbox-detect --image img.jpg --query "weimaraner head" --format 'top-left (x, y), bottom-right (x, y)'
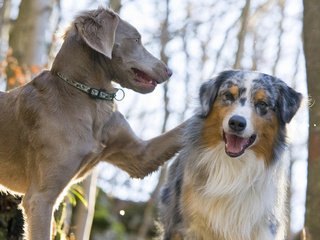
top-left (74, 8), bottom-right (172, 94)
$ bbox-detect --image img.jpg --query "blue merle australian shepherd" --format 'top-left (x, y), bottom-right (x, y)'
top-left (159, 70), bottom-right (302, 240)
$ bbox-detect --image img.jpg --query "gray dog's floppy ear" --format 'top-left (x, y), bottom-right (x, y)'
top-left (77, 9), bottom-right (119, 59)
top-left (199, 78), bottom-right (220, 117)
top-left (276, 81), bottom-right (302, 124)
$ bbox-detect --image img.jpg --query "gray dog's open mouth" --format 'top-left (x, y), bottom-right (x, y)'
top-left (223, 132), bottom-right (256, 158)
top-left (132, 68), bottom-right (157, 89)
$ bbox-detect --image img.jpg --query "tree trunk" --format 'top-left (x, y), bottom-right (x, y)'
top-left (0, 0), bottom-right (11, 55)
top-left (303, 0), bottom-right (320, 238)
top-left (109, 0), bottom-right (122, 13)
top-left (233, 0), bottom-right (251, 69)
top-left (72, 169), bottom-right (99, 240)
top-left (9, 0), bottom-right (54, 66)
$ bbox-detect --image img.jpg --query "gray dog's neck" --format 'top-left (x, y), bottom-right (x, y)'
top-left (51, 27), bottom-right (115, 92)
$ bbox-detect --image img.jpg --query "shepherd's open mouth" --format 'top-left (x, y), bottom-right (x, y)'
top-left (132, 68), bottom-right (157, 88)
top-left (223, 132), bottom-right (256, 158)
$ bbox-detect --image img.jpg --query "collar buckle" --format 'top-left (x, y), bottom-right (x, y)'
top-left (88, 88), bottom-right (100, 98)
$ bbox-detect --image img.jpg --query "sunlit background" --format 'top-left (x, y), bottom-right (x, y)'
top-left (0, 0), bottom-right (309, 239)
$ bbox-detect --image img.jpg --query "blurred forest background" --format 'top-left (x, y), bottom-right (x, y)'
top-left (0, 0), bottom-right (319, 239)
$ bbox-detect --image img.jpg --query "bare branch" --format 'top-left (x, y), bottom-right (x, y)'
top-left (211, 15), bottom-right (241, 75)
top-left (272, 0), bottom-right (286, 75)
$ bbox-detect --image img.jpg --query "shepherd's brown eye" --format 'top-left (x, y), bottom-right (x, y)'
top-left (222, 92), bottom-right (235, 102)
top-left (256, 101), bottom-right (269, 115)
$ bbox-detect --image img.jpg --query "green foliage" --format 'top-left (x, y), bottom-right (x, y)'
top-left (53, 184), bottom-right (88, 240)
top-left (67, 184), bottom-right (88, 208)
top-left (91, 189), bottom-right (126, 239)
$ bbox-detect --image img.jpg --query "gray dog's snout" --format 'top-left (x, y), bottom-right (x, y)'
top-left (166, 67), bottom-right (173, 78)
top-left (229, 115), bottom-right (247, 132)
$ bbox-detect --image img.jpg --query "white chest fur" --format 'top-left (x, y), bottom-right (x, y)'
top-left (182, 144), bottom-right (285, 240)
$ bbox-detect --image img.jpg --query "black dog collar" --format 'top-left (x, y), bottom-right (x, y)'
top-left (57, 72), bottom-right (125, 101)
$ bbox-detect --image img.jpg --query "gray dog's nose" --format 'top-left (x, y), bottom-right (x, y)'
top-left (166, 67), bottom-right (173, 78)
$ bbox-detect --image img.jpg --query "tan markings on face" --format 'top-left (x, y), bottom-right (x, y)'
top-left (251, 111), bottom-right (279, 165)
top-left (202, 101), bottom-right (236, 148)
top-left (229, 85), bottom-right (239, 99)
top-left (254, 89), bottom-right (268, 102)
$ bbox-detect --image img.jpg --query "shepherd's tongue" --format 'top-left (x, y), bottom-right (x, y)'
top-left (225, 134), bottom-right (249, 154)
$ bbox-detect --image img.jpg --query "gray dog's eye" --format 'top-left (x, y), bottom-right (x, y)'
top-left (134, 38), bottom-right (141, 44)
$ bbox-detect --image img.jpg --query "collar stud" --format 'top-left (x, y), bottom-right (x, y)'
top-left (57, 72), bottom-right (124, 101)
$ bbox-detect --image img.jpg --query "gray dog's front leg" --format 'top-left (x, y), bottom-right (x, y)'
top-left (102, 111), bottom-right (186, 178)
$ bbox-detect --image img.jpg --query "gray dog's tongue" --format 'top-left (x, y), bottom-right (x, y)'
top-left (224, 133), bottom-right (250, 155)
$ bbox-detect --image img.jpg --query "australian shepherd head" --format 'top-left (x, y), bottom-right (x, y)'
top-left (159, 70), bottom-right (302, 240)
top-left (199, 70), bottom-right (302, 163)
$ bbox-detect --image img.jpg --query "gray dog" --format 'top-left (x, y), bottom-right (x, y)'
top-left (0, 8), bottom-right (185, 240)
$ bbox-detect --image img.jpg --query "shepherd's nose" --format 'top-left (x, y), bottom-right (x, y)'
top-left (229, 115), bottom-right (247, 132)
top-left (166, 67), bottom-right (173, 78)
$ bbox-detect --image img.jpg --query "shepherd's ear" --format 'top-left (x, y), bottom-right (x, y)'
top-left (276, 81), bottom-right (302, 123)
top-left (76, 9), bottom-right (119, 59)
top-left (199, 78), bottom-right (220, 117)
